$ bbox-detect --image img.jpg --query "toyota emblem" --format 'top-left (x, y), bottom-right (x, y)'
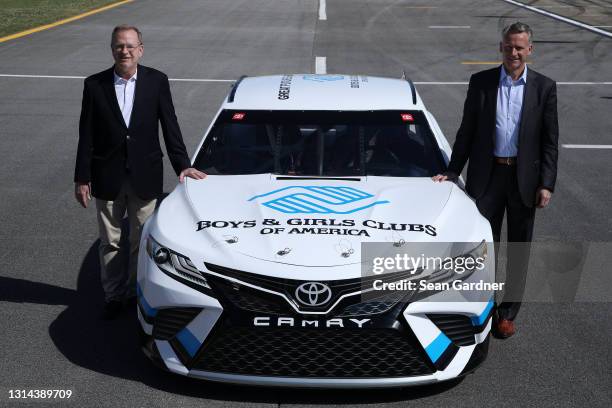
top-left (295, 282), bottom-right (332, 307)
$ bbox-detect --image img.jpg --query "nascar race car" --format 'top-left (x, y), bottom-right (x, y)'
top-left (137, 74), bottom-right (495, 387)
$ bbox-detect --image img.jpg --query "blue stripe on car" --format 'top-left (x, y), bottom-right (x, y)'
top-left (471, 298), bottom-right (494, 326)
top-left (136, 284), bottom-right (158, 318)
top-left (425, 333), bottom-right (451, 363)
top-left (176, 328), bottom-right (201, 357)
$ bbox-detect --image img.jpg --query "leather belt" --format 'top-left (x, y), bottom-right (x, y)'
top-left (494, 156), bottom-right (516, 165)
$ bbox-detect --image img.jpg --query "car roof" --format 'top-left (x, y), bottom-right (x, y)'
top-left (224, 74), bottom-right (426, 111)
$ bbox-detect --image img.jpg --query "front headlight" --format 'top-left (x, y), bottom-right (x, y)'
top-left (146, 235), bottom-right (211, 290)
top-left (368, 241), bottom-right (490, 300)
top-left (426, 240), bottom-right (488, 284)
top-left (407, 240), bottom-right (489, 299)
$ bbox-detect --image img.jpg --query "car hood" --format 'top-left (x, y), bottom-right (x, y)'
top-left (174, 175), bottom-right (456, 267)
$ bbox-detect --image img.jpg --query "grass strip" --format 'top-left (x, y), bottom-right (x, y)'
top-left (0, 0), bottom-right (124, 38)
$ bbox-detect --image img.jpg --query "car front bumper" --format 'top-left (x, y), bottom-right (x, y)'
top-left (137, 255), bottom-right (492, 388)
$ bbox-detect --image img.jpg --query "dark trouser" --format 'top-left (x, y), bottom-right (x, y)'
top-left (476, 163), bottom-right (536, 321)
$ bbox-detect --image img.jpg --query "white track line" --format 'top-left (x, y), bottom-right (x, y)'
top-left (0, 75), bottom-right (610, 86)
top-left (415, 82), bottom-right (468, 85)
top-left (319, 0), bottom-right (327, 21)
top-left (429, 26), bottom-right (471, 29)
top-left (315, 57), bottom-right (327, 74)
top-left (563, 144), bottom-right (612, 149)
top-left (0, 74), bottom-right (86, 79)
top-left (557, 82), bottom-right (612, 85)
top-left (168, 78), bottom-right (233, 83)
top-left (0, 74), bottom-right (233, 82)
top-left (414, 81), bottom-right (612, 85)
top-left (500, 0), bottom-right (612, 38)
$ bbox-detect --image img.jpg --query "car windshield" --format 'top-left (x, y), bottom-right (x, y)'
top-left (194, 110), bottom-right (445, 177)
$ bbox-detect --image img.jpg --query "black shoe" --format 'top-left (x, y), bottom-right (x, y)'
top-left (102, 300), bottom-right (123, 320)
top-left (124, 295), bottom-right (137, 307)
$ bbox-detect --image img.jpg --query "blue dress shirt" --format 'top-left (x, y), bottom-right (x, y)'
top-left (495, 65), bottom-right (527, 157)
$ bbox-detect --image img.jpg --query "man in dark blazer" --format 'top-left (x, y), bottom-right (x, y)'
top-left (74, 25), bottom-right (206, 319)
top-left (433, 22), bottom-right (558, 338)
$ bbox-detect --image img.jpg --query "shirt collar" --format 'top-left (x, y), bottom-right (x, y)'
top-left (500, 64), bottom-right (527, 85)
top-left (113, 68), bottom-right (138, 84)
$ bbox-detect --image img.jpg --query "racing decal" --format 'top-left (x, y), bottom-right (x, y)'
top-left (425, 332), bottom-right (459, 370)
top-left (196, 218), bottom-right (437, 237)
top-left (175, 328), bottom-right (201, 358)
top-left (302, 74), bottom-right (344, 82)
top-left (197, 220), bottom-right (257, 229)
top-left (404, 310), bottom-right (460, 371)
top-left (277, 75), bottom-right (293, 100)
top-left (471, 298), bottom-right (494, 326)
top-left (168, 307), bottom-right (222, 364)
top-left (137, 283), bottom-right (158, 319)
top-left (248, 186), bottom-right (389, 214)
top-left (425, 332), bottom-right (451, 362)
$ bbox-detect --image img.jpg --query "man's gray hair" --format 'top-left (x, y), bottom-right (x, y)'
top-left (111, 24), bottom-right (143, 45)
top-left (502, 22), bottom-right (533, 42)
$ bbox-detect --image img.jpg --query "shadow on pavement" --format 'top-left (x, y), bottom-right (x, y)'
top-left (0, 234), bottom-right (464, 404)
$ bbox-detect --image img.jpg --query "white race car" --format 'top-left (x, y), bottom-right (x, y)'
top-left (137, 74), bottom-right (495, 388)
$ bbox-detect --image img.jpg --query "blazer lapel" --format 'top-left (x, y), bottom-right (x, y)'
top-left (102, 67), bottom-right (128, 129)
top-left (129, 65), bottom-right (145, 131)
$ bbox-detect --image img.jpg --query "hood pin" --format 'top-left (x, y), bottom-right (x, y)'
top-left (224, 235), bottom-right (239, 244)
top-left (335, 239), bottom-right (354, 258)
top-left (277, 248), bottom-right (291, 256)
top-left (341, 248), bottom-right (354, 258)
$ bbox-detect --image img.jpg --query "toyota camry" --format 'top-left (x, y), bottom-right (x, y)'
top-left (137, 74), bottom-right (495, 387)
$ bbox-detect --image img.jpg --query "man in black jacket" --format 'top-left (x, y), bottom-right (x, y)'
top-left (433, 22), bottom-right (558, 338)
top-left (74, 25), bottom-right (206, 319)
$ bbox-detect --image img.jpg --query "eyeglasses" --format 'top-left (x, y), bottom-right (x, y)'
top-left (112, 43), bottom-right (142, 52)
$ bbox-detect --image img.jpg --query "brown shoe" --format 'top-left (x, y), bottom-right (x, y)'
top-left (493, 318), bottom-right (516, 339)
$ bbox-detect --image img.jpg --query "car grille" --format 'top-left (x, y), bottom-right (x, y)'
top-left (152, 307), bottom-right (202, 340)
top-left (428, 314), bottom-right (475, 346)
top-left (335, 291), bottom-right (406, 317)
top-left (191, 326), bottom-right (434, 378)
top-left (207, 277), bottom-right (294, 315)
top-left (208, 276), bottom-right (410, 317)
top-left (204, 263), bottom-right (415, 316)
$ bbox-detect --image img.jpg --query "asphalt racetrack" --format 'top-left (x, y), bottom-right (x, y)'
top-left (0, 0), bottom-right (611, 407)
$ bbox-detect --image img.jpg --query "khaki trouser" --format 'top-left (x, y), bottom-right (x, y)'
top-left (95, 181), bottom-right (156, 301)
